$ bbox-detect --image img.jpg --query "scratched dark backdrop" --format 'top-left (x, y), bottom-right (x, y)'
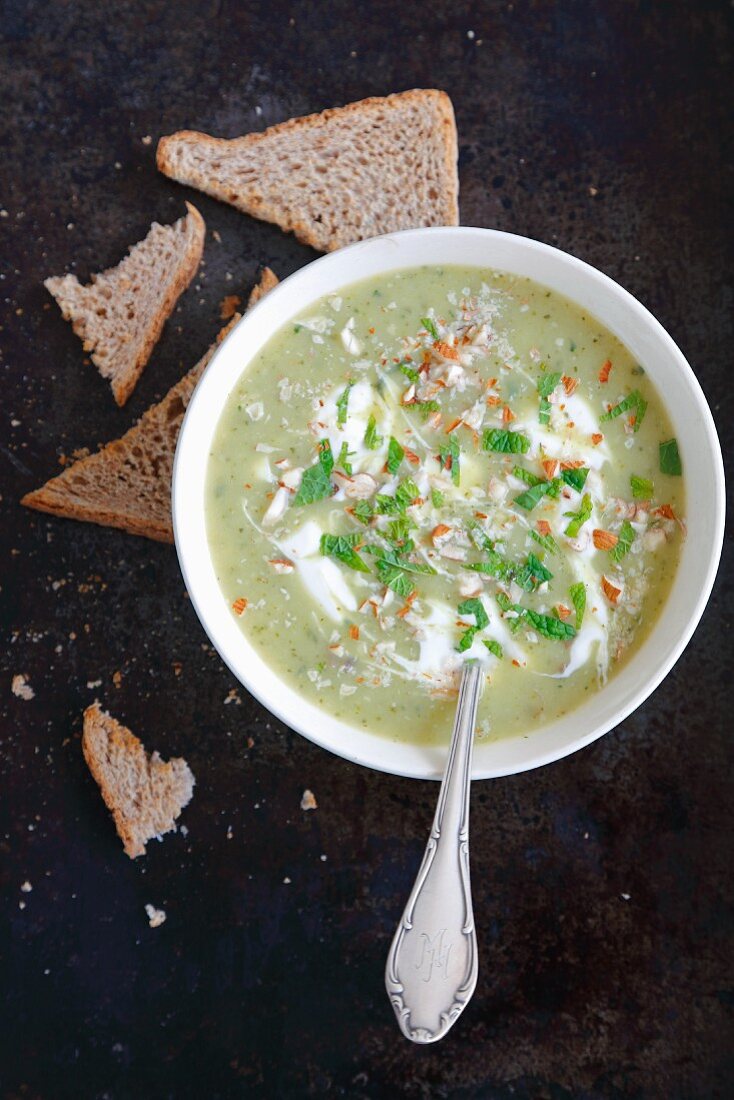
top-left (1, 1), bottom-right (732, 1097)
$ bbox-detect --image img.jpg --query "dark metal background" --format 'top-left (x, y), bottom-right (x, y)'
top-left (1, 2), bottom-right (732, 1096)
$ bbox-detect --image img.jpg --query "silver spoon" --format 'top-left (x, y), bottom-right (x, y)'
top-left (385, 661), bottom-right (482, 1043)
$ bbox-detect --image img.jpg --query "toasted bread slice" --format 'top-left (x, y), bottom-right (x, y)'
top-left (45, 203), bottom-right (205, 406)
top-left (22, 268), bottom-right (278, 541)
top-left (82, 702), bottom-right (194, 858)
top-left (157, 91), bottom-right (458, 252)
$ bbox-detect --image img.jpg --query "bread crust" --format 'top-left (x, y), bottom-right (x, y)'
top-left (157, 90), bottom-right (459, 251)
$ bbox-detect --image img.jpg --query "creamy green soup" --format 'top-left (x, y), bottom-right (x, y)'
top-left (206, 266), bottom-right (684, 745)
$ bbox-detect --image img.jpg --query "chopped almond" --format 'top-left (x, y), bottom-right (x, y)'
top-left (427, 411), bottom-right (443, 429)
top-left (431, 523), bottom-right (453, 546)
top-left (434, 340), bottom-right (459, 361)
top-left (232, 597), bottom-right (248, 615)
top-left (536, 519), bottom-right (552, 536)
top-left (475, 511), bottom-right (488, 519)
top-left (556, 604), bottom-right (572, 620)
top-left (560, 458), bottom-right (584, 469)
top-left (601, 575), bottom-right (622, 604)
top-left (268, 558), bottom-right (295, 574)
top-left (404, 448), bottom-right (420, 465)
top-left (502, 405), bottom-right (515, 423)
top-left (654, 504), bottom-right (676, 520)
top-left (349, 624), bottom-right (360, 641)
top-left (591, 433), bottom-right (604, 446)
top-left (542, 458), bottom-right (559, 479)
top-left (593, 529), bottom-right (619, 551)
top-left (486, 395), bottom-right (502, 406)
top-left (562, 375), bottom-right (578, 395)
top-left (599, 359), bottom-right (613, 383)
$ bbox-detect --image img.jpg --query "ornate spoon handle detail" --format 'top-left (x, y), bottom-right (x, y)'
top-left (385, 662), bottom-right (482, 1043)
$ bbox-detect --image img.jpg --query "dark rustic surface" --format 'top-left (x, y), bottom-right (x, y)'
top-left (1, 1), bottom-right (732, 1097)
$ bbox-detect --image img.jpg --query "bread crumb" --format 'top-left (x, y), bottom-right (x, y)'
top-left (145, 903), bottom-right (166, 928)
top-left (212, 229), bottom-right (222, 243)
top-left (12, 674), bottom-right (35, 700)
top-left (300, 789), bottom-right (317, 811)
top-left (219, 294), bottom-right (241, 320)
top-left (20, 881), bottom-right (32, 893)
top-left (112, 670), bottom-right (123, 688)
top-left (141, 135), bottom-right (152, 145)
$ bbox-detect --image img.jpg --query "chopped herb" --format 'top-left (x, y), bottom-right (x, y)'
top-left (320, 533), bottom-right (370, 573)
top-left (456, 627), bottom-right (477, 653)
top-left (457, 598), bottom-right (489, 630)
top-left (513, 465), bottom-right (544, 487)
top-left (483, 428), bottom-right (531, 454)
top-left (364, 414), bottom-right (382, 450)
top-left (386, 436), bottom-right (405, 475)
top-left (399, 362), bottom-right (420, 383)
top-left (569, 340), bottom-right (577, 352)
top-left (353, 500), bottom-right (373, 525)
top-left (514, 553), bottom-right (553, 592)
top-left (496, 593), bottom-right (576, 640)
top-left (379, 566), bottom-right (416, 598)
top-left (569, 582), bottom-right (586, 629)
top-left (564, 492), bottom-right (593, 537)
top-left (387, 516), bottom-right (415, 545)
top-left (538, 371), bottom-right (562, 424)
top-left (610, 519), bottom-right (635, 562)
top-left (438, 438), bottom-right (460, 485)
top-left (600, 389), bottom-right (647, 432)
top-left (416, 399), bottom-right (441, 418)
top-left (630, 474), bottom-right (654, 499)
top-left (659, 438), bottom-right (682, 476)
top-left (336, 382), bottom-right (352, 427)
top-left (483, 639), bottom-right (503, 659)
top-left (514, 481), bottom-right (552, 511)
top-left (421, 316), bottom-right (439, 340)
top-left (561, 467), bottom-right (589, 492)
top-left (336, 441), bottom-right (353, 475)
top-left (366, 545), bottom-right (436, 576)
top-left (468, 521), bottom-right (495, 553)
top-left (294, 440), bottom-right (334, 505)
top-left (396, 477), bottom-right (420, 508)
top-left (465, 550), bottom-right (515, 583)
top-left (531, 529), bottom-right (559, 555)
top-left (430, 488), bottom-right (444, 508)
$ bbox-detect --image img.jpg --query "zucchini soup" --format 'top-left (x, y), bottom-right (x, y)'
top-left (205, 267), bottom-right (685, 746)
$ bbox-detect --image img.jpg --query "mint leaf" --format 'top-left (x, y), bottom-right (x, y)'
top-left (337, 441), bottom-right (353, 475)
top-left (514, 553), bottom-right (553, 592)
top-left (377, 565), bottom-right (416, 598)
top-left (530, 529), bottom-right (559, 555)
top-left (430, 488), bottom-right (444, 508)
top-left (353, 500), bottom-right (373, 525)
top-left (483, 428), bottom-right (531, 454)
top-left (561, 467), bottom-right (589, 491)
top-left (294, 441), bottom-right (334, 505)
top-left (659, 438), bottom-right (682, 476)
top-left (399, 362), bottom-right (420, 383)
top-left (468, 521), bottom-right (495, 553)
top-left (524, 608), bottom-right (576, 640)
top-left (610, 519), bottom-right (635, 562)
top-left (457, 598), bottom-right (489, 630)
top-left (456, 626), bottom-right (477, 653)
top-left (336, 382), bottom-right (352, 427)
top-left (366, 546), bottom-right (436, 576)
top-left (438, 438), bottom-right (460, 485)
top-left (364, 415), bottom-right (382, 450)
top-left (630, 474), bottom-right (654, 499)
top-left (465, 550), bottom-right (515, 583)
top-left (483, 639), bottom-right (503, 659)
top-left (421, 316), bottom-right (439, 340)
top-left (386, 436), bottom-right (405, 475)
top-left (600, 389), bottom-right (647, 432)
top-left (514, 482), bottom-right (552, 511)
top-left (569, 581), bottom-right (586, 629)
top-left (320, 533), bottom-right (370, 573)
top-left (538, 371), bottom-right (561, 424)
top-left (564, 492), bottom-right (592, 537)
top-left (387, 516), bottom-right (414, 545)
top-left (513, 465), bottom-right (544, 487)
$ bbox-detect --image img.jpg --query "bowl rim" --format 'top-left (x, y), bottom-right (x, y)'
top-left (173, 226), bottom-right (725, 780)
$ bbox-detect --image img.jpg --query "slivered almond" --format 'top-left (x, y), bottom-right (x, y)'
top-left (404, 448), bottom-right (420, 465)
top-left (556, 604), bottom-right (572, 620)
top-left (593, 528), bottom-right (619, 550)
top-left (232, 597), bottom-right (248, 616)
top-left (349, 625), bottom-right (360, 641)
top-left (591, 433), bottom-right (604, 446)
top-left (427, 411), bottom-right (443, 429)
top-left (542, 458), bottom-right (559, 479)
top-left (599, 359), bottom-right (613, 383)
top-left (601, 575), bottom-right (622, 603)
top-left (445, 417), bottom-right (463, 435)
top-left (562, 375), bottom-right (578, 395)
top-left (536, 519), bottom-right (552, 536)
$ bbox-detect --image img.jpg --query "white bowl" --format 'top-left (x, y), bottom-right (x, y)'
top-left (173, 227), bottom-right (725, 780)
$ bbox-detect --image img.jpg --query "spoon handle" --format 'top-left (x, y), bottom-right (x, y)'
top-left (385, 662), bottom-right (482, 1043)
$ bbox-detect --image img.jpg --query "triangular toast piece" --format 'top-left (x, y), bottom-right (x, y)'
top-left (157, 91), bottom-right (458, 252)
top-left (45, 203), bottom-right (205, 406)
top-left (82, 702), bottom-right (194, 858)
top-left (22, 268), bottom-right (278, 541)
